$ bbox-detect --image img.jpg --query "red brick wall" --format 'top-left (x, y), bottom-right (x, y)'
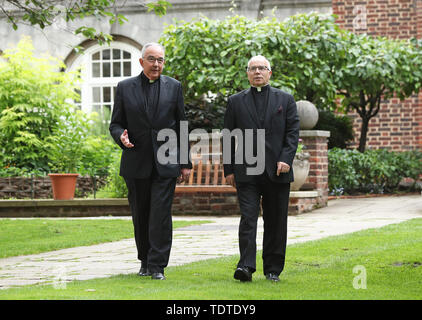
top-left (332, 0), bottom-right (422, 151)
top-left (301, 132), bottom-right (330, 202)
top-left (172, 191), bottom-right (240, 215)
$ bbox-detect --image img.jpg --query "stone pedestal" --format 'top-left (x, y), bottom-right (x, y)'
top-left (297, 130), bottom-right (331, 210)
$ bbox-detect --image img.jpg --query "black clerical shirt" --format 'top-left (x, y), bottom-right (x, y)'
top-left (140, 71), bottom-right (160, 119)
top-left (251, 84), bottom-right (269, 127)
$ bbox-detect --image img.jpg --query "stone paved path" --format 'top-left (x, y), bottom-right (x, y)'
top-left (0, 195), bottom-right (421, 289)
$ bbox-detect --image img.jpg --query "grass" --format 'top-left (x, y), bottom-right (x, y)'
top-left (0, 218), bottom-right (210, 258)
top-left (0, 218), bottom-right (421, 300)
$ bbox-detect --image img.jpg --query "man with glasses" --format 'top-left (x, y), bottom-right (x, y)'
top-left (223, 55), bottom-right (299, 282)
top-left (110, 43), bottom-right (191, 280)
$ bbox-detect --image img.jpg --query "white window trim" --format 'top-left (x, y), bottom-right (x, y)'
top-left (68, 41), bottom-right (142, 114)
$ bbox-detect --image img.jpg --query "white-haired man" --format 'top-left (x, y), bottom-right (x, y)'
top-left (110, 43), bottom-right (191, 280)
top-left (223, 55), bottom-right (300, 282)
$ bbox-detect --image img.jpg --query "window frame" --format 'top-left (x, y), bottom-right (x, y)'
top-left (68, 41), bottom-right (142, 114)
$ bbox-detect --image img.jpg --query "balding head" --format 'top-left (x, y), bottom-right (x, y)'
top-left (247, 55), bottom-right (272, 87)
top-left (247, 55), bottom-right (271, 71)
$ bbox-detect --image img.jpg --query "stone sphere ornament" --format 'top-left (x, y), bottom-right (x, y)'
top-left (296, 100), bottom-right (319, 130)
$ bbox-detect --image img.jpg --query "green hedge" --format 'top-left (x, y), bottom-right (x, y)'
top-left (98, 148), bottom-right (422, 198)
top-left (96, 149), bottom-right (128, 198)
top-left (328, 148), bottom-right (422, 195)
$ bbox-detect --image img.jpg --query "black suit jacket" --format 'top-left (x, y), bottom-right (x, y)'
top-left (223, 86), bottom-right (300, 183)
top-left (109, 74), bottom-right (192, 179)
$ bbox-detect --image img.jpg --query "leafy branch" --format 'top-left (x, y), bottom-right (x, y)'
top-left (1, 0), bottom-right (171, 44)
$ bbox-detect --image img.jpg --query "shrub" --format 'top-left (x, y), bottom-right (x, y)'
top-left (0, 37), bottom-right (80, 173)
top-left (185, 100), bottom-right (225, 131)
top-left (0, 38), bottom-right (117, 180)
top-left (328, 148), bottom-right (422, 195)
top-left (314, 110), bottom-right (354, 149)
top-left (97, 149), bottom-right (128, 198)
top-left (80, 135), bottom-right (118, 177)
top-left (47, 109), bottom-right (89, 174)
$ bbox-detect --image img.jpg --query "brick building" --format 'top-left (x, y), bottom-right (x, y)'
top-left (332, 0), bottom-right (422, 151)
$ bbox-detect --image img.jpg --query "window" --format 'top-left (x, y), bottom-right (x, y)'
top-left (91, 48), bottom-right (132, 78)
top-left (68, 41), bottom-right (142, 134)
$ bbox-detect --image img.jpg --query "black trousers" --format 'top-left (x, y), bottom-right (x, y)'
top-left (124, 169), bottom-right (177, 274)
top-left (236, 173), bottom-right (290, 276)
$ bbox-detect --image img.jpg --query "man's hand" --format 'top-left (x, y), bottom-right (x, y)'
top-left (178, 168), bottom-right (191, 183)
top-left (225, 174), bottom-right (236, 188)
top-left (277, 162), bottom-right (290, 176)
top-left (120, 129), bottom-right (134, 148)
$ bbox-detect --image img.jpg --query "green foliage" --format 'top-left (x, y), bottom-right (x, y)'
top-left (315, 110), bottom-right (354, 149)
top-left (160, 13), bottom-right (346, 122)
top-left (3, 0), bottom-right (171, 45)
top-left (161, 13), bottom-right (422, 145)
top-left (81, 136), bottom-right (119, 177)
top-left (97, 149), bottom-right (128, 198)
top-left (297, 139), bottom-right (305, 154)
top-left (0, 165), bottom-right (45, 178)
top-left (336, 34), bottom-right (422, 152)
top-left (328, 148), bottom-right (422, 195)
top-left (47, 109), bottom-right (89, 173)
top-left (0, 37), bottom-right (117, 179)
top-left (146, 0), bottom-right (172, 17)
top-left (0, 37), bottom-right (80, 173)
top-left (185, 100), bottom-right (225, 131)
top-left (47, 110), bottom-right (117, 175)
top-left (281, 13), bottom-right (347, 111)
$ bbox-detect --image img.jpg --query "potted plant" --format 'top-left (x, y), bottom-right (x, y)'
top-left (47, 110), bottom-right (88, 200)
top-left (291, 139), bottom-right (310, 191)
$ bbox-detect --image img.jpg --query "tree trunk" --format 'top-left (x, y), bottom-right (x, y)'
top-left (358, 117), bottom-right (369, 152)
top-left (257, 0), bottom-right (264, 20)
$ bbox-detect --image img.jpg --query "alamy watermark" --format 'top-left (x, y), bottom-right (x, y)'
top-left (53, 265), bottom-right (68, 290)
top-left (353, 5), bottom-right (367, 31)
top-left (157, 121), bottom-right (266, 175)
top-left (352, 265), bottom-right (367, 289)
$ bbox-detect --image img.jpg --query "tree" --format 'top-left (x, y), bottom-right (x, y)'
top-left (1, 0), bottom-right (171, 44)
top-left (160, 13), bottom-right (346, 129)
top-left (161, 13), bottom-right (422, 147)
top-left (279, 13), bottom-right (348, 111)
top-left (336, 34), bottom-right (422, 152)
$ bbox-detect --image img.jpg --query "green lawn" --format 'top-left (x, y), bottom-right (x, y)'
top-left (0, 218), bottom-right (210, 258)
top-left (1, 218), bottom-right (421, 300)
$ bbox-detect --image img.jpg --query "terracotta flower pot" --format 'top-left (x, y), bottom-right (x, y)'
top-left (48, 173), bottom-right (79, 200)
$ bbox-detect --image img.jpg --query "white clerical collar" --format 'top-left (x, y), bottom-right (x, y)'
top-left (252, 84), bottom-right (269, 92)
top-left (141, 72), bottom-right (159, 84)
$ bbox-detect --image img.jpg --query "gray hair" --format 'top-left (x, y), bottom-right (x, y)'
top-left (141, 42), bottom-right (165, 58)
top-left (248, 55), bottom-right (272, 71)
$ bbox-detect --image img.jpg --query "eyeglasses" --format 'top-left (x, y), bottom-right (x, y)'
top-left (247, 65), bottom-right (270, 72)
top-left (146, 56), bottom-right (165, 64)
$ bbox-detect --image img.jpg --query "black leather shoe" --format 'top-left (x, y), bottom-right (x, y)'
top-left (234, 267), bottom-right (252, 282)
top-left (151, 272), bottom-right (166, 280)
top-left (138, 267), bottom-right (151, 276)
top-left (265, 273), bottom-right (280, 282)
